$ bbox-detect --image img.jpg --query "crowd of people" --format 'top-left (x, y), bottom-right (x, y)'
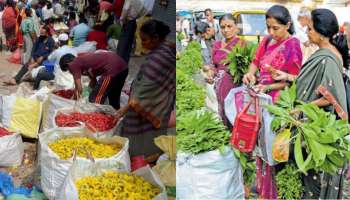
top-left (0, 0), bottom-right (176, 160)
top-left (177, 5), bottom-right (350, 199)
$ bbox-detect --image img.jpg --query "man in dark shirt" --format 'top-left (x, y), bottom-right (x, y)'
top-left (59, 51), bottom-right (128, 109)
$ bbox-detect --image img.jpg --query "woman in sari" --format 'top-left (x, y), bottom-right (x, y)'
top-left (204, 14), bottom-right (244, 125)
top-left (116, 20), bottom-right (175, 158)
top-left (242, 5), bottom-right (302, 199)
top-left (2, 0), bottom-right (18, 51)
top-left (271, 9), bottom-right (347, 199)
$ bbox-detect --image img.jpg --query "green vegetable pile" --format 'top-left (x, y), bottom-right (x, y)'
top-left (177, 110), bottom-right (230, 154)
top-left (276, 164), bottom-right (303, 199)
top-left (223, 42), bottom-right (257, 85)
top-left (176, 68), bottom-right (205, 117)
top-left (176, 41), bottom-right (202, 75)
top-left (266, 84), bottom-right (350, 174)
top-left (233, 150), bottom-right (256, 188)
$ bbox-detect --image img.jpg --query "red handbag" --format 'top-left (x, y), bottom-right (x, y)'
top-left (231, 96), bottom-right (260, 152)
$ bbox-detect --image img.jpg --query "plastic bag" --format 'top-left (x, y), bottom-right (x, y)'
top-left (58, 160), bottom-right (167, 200)
top-left (73, 41), bottom-right (97, 54)
top-left (272, 128), bottom-right (291, 162)
top-left (205, 83), bottom-right (219, 114)
top-left (39, 127), bottom-right (130, 199)
top-left (2, 95), bottom-right (42, 138)
top-left (0, 133), bottom-right (24, 167)
top-left (176, 146), bottom-right (244, 200)
top-left (7, 48), bottom-right (22, 64)
top-left (152, 136), bottom-right (176, 187)
top-left (41, 93), bottom-right (75, 131)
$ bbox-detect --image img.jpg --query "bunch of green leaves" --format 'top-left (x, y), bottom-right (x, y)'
top-left (176, 109), bottom-right (230, 154)
top-left (176, 41), bottom-right (202, 75)
top-left (177, 32), bottom-right (185, 41)
top-left (266, 85), bottom-right (350, 175)
top-left (276, 164), bottom-right (303, 199)
top-left (176, 68), bottom-right (205, 117)
top-left (223, 42), bottom-right (257, 85)
top-left (233, 150), bottom-right (256, 187)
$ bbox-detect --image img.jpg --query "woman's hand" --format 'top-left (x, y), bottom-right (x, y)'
top-left (271, 69), bottom-right (289, 81)
top-left (242, 72), bottom-right (256, 85)
top-left (253, 84), bottom-right (272, 93)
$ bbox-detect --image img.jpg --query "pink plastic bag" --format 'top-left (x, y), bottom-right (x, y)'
top-left (7, 48), bottom-right (22, 64)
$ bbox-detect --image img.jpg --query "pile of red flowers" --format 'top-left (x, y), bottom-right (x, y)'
top-left (0, 127), bottom-right (11, 137)
top-left (53, 89), bottom-right (75, 99)
top-left (55, 112), bottom-right (116, 132)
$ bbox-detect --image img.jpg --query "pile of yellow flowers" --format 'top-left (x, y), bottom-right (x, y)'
top-left (48, 137), bottom-right (122, 160)
top-left (76, 171), bottom-right (161, 200)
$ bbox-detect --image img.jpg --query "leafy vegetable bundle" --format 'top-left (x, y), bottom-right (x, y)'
top-left (276, 164), bottom-right (303, 199)
top-left (266, 84), bottom-right (350, 174)
top-left (176, 41), bottom-right (202, 75)
top-left (177, 109), bottom-right (230, 154)
top-left (176, 68), bottom-right (205, 117)
top-left (233, 150), bottom-right (256, 188)
top-left (223, 42), bottom-right (257, 85)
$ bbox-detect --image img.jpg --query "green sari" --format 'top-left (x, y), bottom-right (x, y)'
top-left (296, 48), bottom-right (347, 199)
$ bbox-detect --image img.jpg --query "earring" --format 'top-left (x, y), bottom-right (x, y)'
top-left (320, 36), bottom-right (324, 41)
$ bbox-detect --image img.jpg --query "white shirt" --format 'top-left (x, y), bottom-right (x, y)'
top-left (121, 0), bottom-right (149, 21)
top-left (48, 45), bottom-right (77, 66)
top-left (42, 6), bottom-right (55, 21)
top-left (295, 21), bottom-right (309, 44)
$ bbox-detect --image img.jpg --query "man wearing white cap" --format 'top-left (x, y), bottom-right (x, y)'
top-left (32, 33), bottom-right (77, 89)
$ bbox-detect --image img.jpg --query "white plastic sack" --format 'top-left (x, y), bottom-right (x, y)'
top-left (176, 146), bottom-right (244, 200)
top-left (16, 83), bottom-right (51, 102)
top-left (39, 127), bottom-right (130, 200)
top-left (205, 83), bottom-right (219, 114)
top-left (224, 86), bottom-right (277, 166)
top-left (54, 66), bottom-right (75, 90)
top-left (41, 93), bottom-right (75, 131)
top-left (52, 104), bottom-right (118, 138)
top-left (1, 95), bottom-right (43, 138)
top-left (0, 133), bottom-right (24, 167)
top-left (58, 161), bottom-right (167, 200)
top-left (74, 41), bottom-right (97, 54)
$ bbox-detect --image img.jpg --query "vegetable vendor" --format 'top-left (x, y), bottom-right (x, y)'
top-left (58, 51), bottom-right (128, 110)
top-left (115, 19), bottom-right (175, 158)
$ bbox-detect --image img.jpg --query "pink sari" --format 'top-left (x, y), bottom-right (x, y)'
top-left (212, 37), bottom-right (243, 124)
top-left (254, 36), bottom-right (302, 199)
top-left (253, 36), bottom-right (302, 102)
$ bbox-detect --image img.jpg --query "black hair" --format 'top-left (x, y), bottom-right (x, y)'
top-left (78, 14), bottom-right (87, 24)
top-left (312, 9), bottom-right (348, 67)
top-left (46, 1), bottom-right (52, 9)
top-left (311, 9), bottom-right (339, 39)
top-left (42, 25), bottom-right (51, 35)
top-left (204, 8), bottom-right (212, 14)
top-left (59, 39), bottom-right (69, 46)
top-left (140, 19), bottom-right (170, 40)
top-left (6, 0), bottom-right (15, 8)
top-left (219, 14), bottom-right (236, 25)
top-left (266, 5), bottom-right (295, 35)
top-left (59, 54), bottom-right (76, 72)
top-left (69, 12), bottom-right (76, 20)
top-left (195, 21), bottom-right (209, 35)
top-left (25, 8), bottom-right (32, 17)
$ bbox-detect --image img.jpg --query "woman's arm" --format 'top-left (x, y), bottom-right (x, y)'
top-left (310, 97), bottom-right (330, 107)
top-left (242, 63), bottom-right (258, 85)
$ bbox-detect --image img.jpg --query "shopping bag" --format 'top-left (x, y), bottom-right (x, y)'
top-left (7, 48), bottom-right (22, 64)
top-left (272, 128), bottom-right (292, 162)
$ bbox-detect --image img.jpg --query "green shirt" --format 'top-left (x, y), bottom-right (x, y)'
top-left (106, 24), bottom-right (122, 40)
top-left (21, 17), bottom-right (35, 34)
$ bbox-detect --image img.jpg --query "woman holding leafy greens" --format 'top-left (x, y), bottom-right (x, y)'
top-left (271, 9), bottom-right (347, 199)
top-left (203, 14), bottom-right (245, 125)
top-left (242, 5), bottom-right (302, 199)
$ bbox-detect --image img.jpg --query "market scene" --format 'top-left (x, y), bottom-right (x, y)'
top-left (176, 0), bottom-right (350, 199)
top-left (0, 0), bottom-right (176, 199)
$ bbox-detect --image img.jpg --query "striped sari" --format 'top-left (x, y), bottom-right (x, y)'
top-left (120, 42), bottom-right (175, 157)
